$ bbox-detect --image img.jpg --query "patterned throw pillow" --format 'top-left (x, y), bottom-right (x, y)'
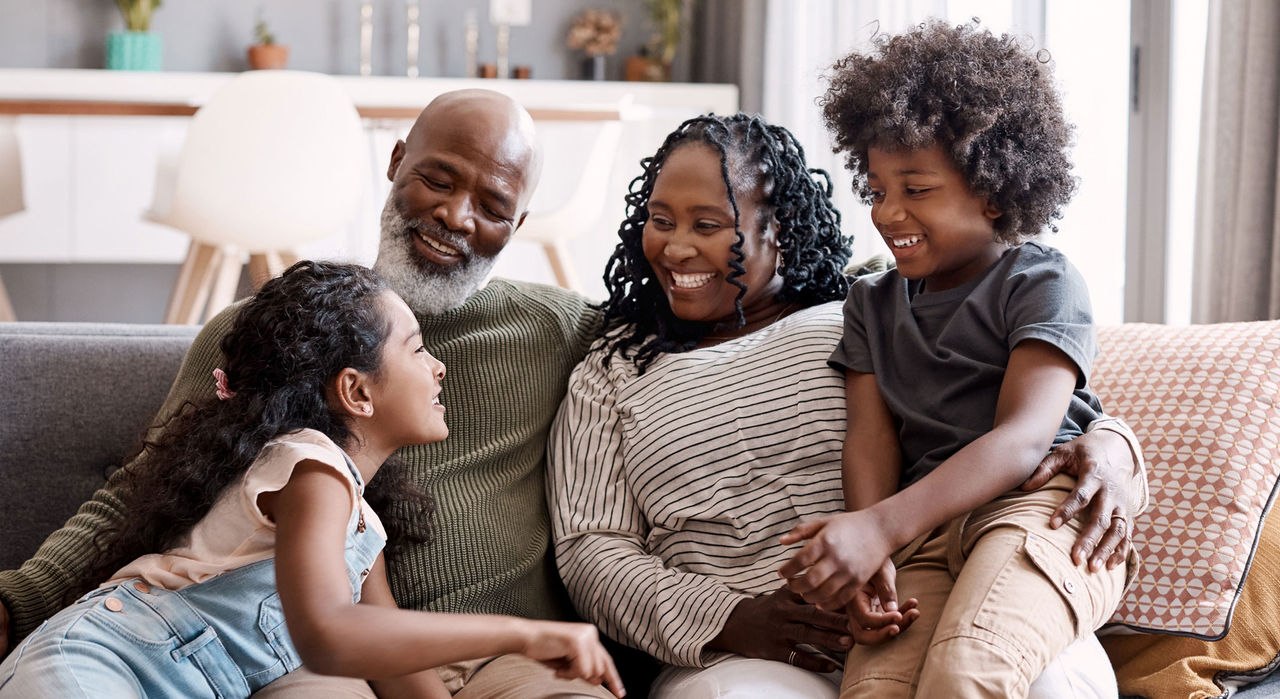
top-left (1091, 321), bottom-right (1280, 638)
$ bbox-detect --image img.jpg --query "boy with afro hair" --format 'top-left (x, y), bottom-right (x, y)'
top-left (778, 19), bottom-right (1147, 698)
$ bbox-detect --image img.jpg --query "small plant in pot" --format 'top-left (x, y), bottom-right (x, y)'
top-left (248, 13), bottom-right (289, 70)
top-left (106, 0), bottom-right (164, 71)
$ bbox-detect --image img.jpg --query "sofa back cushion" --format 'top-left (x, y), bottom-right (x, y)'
top-left (1092, 320), bottom-right (1280, 639)
top-left (0, 322), bottom-right (198, 570)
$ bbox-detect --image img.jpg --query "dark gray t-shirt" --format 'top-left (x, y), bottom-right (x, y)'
top-left (829, 241), bottom-right (1105, 487)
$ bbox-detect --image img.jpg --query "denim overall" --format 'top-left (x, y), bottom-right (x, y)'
top-left (0, 453), bottom-right (384, 698)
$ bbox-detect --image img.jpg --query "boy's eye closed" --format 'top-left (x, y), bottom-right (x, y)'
top-left (649, 216), bottom-right (674, 229)
top-left (906, 187), bottom-right (932, 196)
top-left (870, 191), bottom-right (886, 202)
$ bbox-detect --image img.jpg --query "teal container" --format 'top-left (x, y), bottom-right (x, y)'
top-left (105, 31), bottom-right (163, 71)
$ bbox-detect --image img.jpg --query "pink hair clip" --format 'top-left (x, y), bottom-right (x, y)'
top-left (212, 368), bottom-right (236, 401)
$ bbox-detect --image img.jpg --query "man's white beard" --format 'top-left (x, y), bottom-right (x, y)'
top-left (373, 191), bottom-right (499, 316)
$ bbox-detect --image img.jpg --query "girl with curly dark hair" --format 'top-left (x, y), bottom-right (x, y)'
top-left (778, 20), bottom-right (1146, 698)
top-left (0, 261), bottom-right (622, 699)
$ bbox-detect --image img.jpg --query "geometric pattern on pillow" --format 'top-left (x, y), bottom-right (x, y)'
top-left (1093, 320), bottom-right (1280, 639)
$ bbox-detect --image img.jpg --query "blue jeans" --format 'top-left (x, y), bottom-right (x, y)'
top-left (0, 465), bottom-right (384, 697)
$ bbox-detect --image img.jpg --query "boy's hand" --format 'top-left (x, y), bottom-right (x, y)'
top-left (846, 561), bottom-right (920, 645)
top-left (523, 621), bottom-right (625, 698)
top-left (778, 511), bottom-right (892, 611)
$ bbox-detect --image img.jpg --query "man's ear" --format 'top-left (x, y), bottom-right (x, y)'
top-left (387, 140), bottom-right (407, 183)
top-left (333, 367), bottom-right (374, 418)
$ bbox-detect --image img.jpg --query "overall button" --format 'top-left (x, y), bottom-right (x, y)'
top-left (133, 582), bottom-right (151, 594)
top-left (104, 598), bottom-right (124, 612)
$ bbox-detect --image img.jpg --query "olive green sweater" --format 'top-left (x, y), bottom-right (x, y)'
top-left (0, 279), bottom-right (601, 640)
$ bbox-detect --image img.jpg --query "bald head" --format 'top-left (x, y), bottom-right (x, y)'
top-left (399, 89), bottom-right (542, 211)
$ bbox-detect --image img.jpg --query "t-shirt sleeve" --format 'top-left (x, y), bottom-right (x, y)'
top-left (828, 278), bottom-right (875, 374)
top-left (242, 434), bottom-right (358, 529)
top-left (1005, 249), bottom-right (1098, 386)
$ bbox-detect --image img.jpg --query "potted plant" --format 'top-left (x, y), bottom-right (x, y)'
top-left (247, 13), bottom-right (289, 70)
top-left (626, 0), bottom-right (688, 82)
top-left (106, 0), bottom-right (163, 71)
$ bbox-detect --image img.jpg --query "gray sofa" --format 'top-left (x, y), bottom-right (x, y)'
top-left (0, 322), bottom-right (199, 571)
top-left (4, 319), bottom-right (1280, 699)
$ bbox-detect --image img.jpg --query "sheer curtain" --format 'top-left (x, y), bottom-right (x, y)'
top-left (1191, 0), bottom-right (1280, 322)
top-left (759, 1), bottom-right (948, 263)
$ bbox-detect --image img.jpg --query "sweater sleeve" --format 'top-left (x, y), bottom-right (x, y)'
top-left (547, 348), bottom-right (746, 668)
top-left (0, 303), bottom-right (241, 643)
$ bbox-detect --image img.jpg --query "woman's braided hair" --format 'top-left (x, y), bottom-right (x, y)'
top-left (70, 261), bottom-right (434, 601)
top-left (822, 19), bottom-right (1077, 241)
top-left (598, 113), bottom-right (852, 372)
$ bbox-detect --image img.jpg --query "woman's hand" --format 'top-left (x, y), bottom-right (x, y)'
top-left (778, 511), bottom-right (893, 610)
top-left (1020, 427), bottom-right (1136, 571)
top-left (846, 560), bottom-right (920, 646)
top-left (521, 621), bottom-right (626, 698)
top-left (708, 586), bottom-right (852, 673)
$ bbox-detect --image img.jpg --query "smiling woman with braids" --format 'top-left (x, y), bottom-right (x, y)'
top-left (546, 112), bottom-right (1147, 699)
top-left (549, 114), bottom-right (857, 698)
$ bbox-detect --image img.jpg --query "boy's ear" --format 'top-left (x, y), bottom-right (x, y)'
top-left (333, 367), bottom-right (374, 418)
top-left (984, 201), bottom-right (1003, 220)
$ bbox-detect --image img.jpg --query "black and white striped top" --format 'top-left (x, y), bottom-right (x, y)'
top-left (548, 302), bottom-right (848, 667)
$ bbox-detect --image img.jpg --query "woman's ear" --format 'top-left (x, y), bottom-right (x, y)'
top-left (332, 367), bottom-right (374, 418)
top-left (984, 201), bottom-right (1003, 221)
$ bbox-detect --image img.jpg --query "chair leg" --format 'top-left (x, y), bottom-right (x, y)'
top-left (0, 272), bottom-right (15, 322)
top-left (165, 242), bottom-right (221, 325)
top-left (248, 251), bottom-right (293, 291)
top-left (204, 247), bottom-right (243, 323)
top-left (543, 241), bottom-right (582, 293)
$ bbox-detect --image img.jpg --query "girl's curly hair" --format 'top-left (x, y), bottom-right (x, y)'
top-left (822, 19), bottom-right (1077, 242)
top-left (70, 261), bottom-right (434, 601)
top-left (599, 113), bottom-right (852, 372)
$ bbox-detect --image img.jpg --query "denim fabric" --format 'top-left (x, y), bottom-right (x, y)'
top-left (0, 454), bottom-right (384, 698)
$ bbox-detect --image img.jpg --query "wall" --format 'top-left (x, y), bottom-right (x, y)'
top-left (0, 0), bottom-right (677, 81)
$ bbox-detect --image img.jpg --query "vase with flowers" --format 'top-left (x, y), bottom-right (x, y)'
top-left (567, 9), bottom-right (622, 80)
top-left (106, 0), bottom-right (163, 71)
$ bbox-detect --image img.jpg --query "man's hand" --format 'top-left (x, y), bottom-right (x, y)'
top-left (0, 600), bottom-right (9, 658)
top-left (1021, 428), bottom-right (1136, 571)
top-left (708, 587), bottom-right (852, 673)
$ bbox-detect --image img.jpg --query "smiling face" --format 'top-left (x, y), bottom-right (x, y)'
top-left (374, 90), bottom-right (539, 315)
top-left (641, 143), bottom-right (786, 329)
top-left (367, 290), bottom-right (449, 448)
top-left (867, 143), bottom-right (1005, 291)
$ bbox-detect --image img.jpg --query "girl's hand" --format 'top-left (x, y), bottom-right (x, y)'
top-left (778, 511), bottom-right (892, 611)
top-left (522, 621), bottom-right (626, 698)
top-left (846, 561), bottom-right (920, 645)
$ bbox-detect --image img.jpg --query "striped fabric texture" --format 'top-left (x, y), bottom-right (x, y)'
top-left (549, 302), bottom-right (848, 667)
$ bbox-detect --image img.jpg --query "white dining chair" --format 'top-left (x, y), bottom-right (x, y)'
top-left (0, 116), bottom-right (23, 322)
top-left (156, 70), bottom-right (365, 324)
top-left (513, 111), bottom-right (626, 292)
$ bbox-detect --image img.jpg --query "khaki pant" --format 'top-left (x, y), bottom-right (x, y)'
top-left (841, 474), bottom-right (1140, 699)
top-left (254, 653), bottom-right (614, 698)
